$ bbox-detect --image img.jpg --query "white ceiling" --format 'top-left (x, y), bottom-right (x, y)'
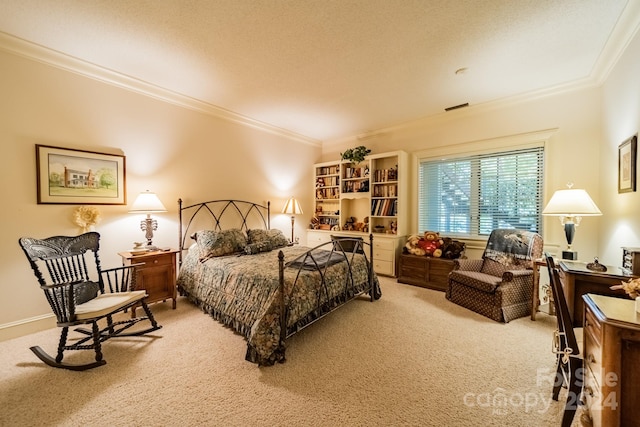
top-left (0, 0), bottom-right (637, 142)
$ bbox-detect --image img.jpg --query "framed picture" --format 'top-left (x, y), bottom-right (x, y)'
top-left (618, 135), bottom-right (637, 193)
top-left (36, 144), bottom-right (126, 204)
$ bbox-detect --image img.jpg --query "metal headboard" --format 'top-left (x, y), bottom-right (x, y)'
top-left (178, 199), bottom-right (270, 265)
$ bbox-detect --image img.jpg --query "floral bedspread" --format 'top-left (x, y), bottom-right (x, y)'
top-left (176, 244), bottom-right (380, 365)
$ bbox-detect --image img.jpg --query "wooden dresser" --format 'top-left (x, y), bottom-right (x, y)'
top-left (397, 254), bottom-right (455, 291)
top-left (582, 294), bottom-right (640, 427)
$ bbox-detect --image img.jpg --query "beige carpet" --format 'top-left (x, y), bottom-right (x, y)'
top-left (0, 277), bottom-right (583, 426)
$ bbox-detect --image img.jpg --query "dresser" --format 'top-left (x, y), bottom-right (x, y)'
top-left (397, 254), bottom-right (455, 291)
top-left (582, 294), bottom-right (640, 427)
top-left (119, 249), bottom-right (178, 316)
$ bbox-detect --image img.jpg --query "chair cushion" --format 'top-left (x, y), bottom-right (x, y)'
top-left (74, 281), bottom-right (100, 305)
top-left (75, 290), bottom-right (147, 320)
top-left (449, 270), bottom-right (503, 293)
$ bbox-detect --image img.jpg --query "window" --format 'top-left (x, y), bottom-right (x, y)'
top-left (418, 147), bottom-right (543, 237)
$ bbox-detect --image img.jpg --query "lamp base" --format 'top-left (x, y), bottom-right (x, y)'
top-left (562, 250), bottom-right (578, 260)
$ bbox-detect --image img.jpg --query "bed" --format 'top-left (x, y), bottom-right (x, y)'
top-left (176, 199), bottom-right (380, 365)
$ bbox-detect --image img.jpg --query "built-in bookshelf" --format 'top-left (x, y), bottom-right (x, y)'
top-left (314, 161), bottom-right (341, 231)
top-left (309, 151), bottom-right (408, 276)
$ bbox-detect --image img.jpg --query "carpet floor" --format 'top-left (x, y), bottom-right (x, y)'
top-left (0, 277), bottom-right (584, 426)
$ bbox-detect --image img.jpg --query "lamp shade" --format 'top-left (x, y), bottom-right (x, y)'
top-left (282, 197), bottom-right (303, 215)
top-left (542, 188), bottom-right (602, 216)
top-left (129, 191), bottom-right (167, 213)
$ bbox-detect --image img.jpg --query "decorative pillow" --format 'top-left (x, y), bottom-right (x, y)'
top-left (74, 281), bottom-right (100, 305)
top-left (247, 229), bottom-right (289, 249)
top-left (195, 229), bottom-right (247, 261)
top-left (244, 241), bottom-right (273, 255)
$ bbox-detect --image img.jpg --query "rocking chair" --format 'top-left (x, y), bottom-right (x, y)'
top-left (18, 231), bottom-right (162, 371)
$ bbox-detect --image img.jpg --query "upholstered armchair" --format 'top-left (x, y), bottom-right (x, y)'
top-left (446, 229), bottom-right (543, 323)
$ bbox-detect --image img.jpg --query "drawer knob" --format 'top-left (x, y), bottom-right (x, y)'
top-left (587, 354), bottom-right (596, 364)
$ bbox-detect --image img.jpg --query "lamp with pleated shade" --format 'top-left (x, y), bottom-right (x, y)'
top-left (282, 197), bottom-right (303, 243)
top-left (542, 184), bottom-right (601, 260)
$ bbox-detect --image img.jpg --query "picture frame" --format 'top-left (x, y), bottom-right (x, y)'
top-left (618, 135), bottom-right (637, 193)
top-left (36, 144), bottom-right (126, 204)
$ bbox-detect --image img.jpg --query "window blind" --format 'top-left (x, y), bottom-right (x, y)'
top-left (418, 146), bottom-right (543, 237)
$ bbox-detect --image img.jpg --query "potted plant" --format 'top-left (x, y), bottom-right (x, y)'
top-left (340, 146), bottom-right (371, 164)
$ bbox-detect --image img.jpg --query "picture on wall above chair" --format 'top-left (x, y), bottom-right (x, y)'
top-left (36, 144), bottom-right (126, 204)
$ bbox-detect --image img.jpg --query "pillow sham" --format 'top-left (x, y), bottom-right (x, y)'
top-left (195, 229), bottom-right (247, 261)
top-left (247, 228), bottom-right (289, 249)
top-left (244, 241), bottom-right (273, 255)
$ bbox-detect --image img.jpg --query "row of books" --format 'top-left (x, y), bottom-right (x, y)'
top-left (343, 180), bottom-right (368, 193)
top-left (343, 167), bottom-right (368, 178)
top-left (316, 176), bottom-right (339, 187)
top-left (372, 167), bottom-right (397, 182)
top-left (371, 199), bottom-right (397, 216)
top-left (318, 217), bottom-right (339, 226)
top-left (316, 166), bottom-right (339, 176)
top-left (316, 188), bottom-right (339, 199)
top-left (372, 184), bottom-right (397, 197)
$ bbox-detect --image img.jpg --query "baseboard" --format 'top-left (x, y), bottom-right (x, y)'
top-left (0, 314), bottom-right (55, 342)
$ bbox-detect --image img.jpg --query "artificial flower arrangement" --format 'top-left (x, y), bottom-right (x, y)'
top-left (73, 206), bottom-right (101, 232)
top-left (610, 277), bottom-right (640, 299)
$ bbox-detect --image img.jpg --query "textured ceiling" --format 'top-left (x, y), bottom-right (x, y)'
top-left (0, 0), bottom-right (636, 142)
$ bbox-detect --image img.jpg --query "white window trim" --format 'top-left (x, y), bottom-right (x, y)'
top-left (410, 128), bottom-right (557, 245)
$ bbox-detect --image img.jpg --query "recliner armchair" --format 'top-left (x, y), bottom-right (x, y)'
top-left (446, 229), bottom-right (543, 322)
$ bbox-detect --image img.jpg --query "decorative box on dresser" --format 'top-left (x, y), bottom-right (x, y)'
top-left (119, 249), bottom-right (178, 315)
top-left (621, 247), bottom-right (640, 276)
top-left (397, 253), bottom-right (455, 291)
top-left (309, 151), bottom-right (408, 277)
top-left (582, 294), bottom-right (640, 427)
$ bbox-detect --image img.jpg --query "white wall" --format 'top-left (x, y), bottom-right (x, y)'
top-left (599, 29), bottom-right (640, 266)
top-left (323, 86), bottom-right (604, 261)
top-left (0, 50), bottom-right (319, 339)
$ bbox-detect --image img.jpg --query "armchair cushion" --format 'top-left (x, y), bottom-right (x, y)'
top-left (449, 270), bottom-right (503, 293)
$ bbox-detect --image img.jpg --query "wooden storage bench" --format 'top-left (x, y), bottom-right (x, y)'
top-left (397, 253), bottom-right (455, 291)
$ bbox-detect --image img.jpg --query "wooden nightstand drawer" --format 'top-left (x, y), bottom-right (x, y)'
top-left (137, 253), bottom-right (174, 267)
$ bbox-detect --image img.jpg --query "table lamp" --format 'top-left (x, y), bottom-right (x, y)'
top-left (129, 190), bottom-right (167, 250)
top-left (542, 184), bottom-right (601, 260)
top-left (282, 197), bottom-right (303, 243)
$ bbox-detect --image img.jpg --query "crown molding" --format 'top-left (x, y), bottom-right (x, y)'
top-left (0, 31), bottom-right (321, 147)
top-left (591, 0), bottom-right (640, 85)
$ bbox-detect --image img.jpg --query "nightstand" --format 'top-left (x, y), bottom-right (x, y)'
top-left (118, 249), bottom-right (178, 316)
